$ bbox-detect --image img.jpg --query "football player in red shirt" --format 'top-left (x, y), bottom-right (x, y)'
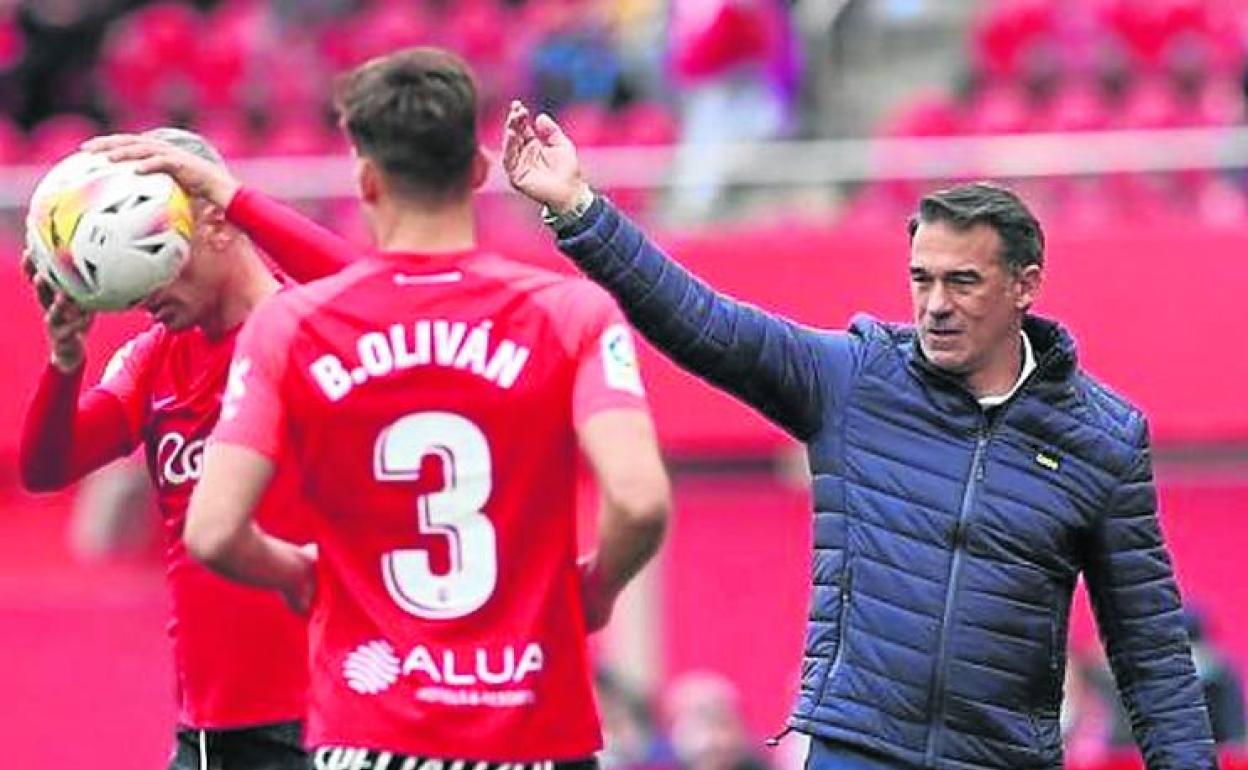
top-left (18, 127), bottom-right (356, 770)
top-left (164, 48), bottom-right (670, 769)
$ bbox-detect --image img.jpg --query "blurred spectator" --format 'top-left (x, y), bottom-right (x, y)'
top-left (667, 0), bottom-right (797, 221)
top-left (597, 667), bottom-right (680, 770)
top-left (69, 457), bottom-right (158, 562)
top-left (1186, 607), bottom-right (1247, 745)
top-left (1083, 606), bottom-right (1246, 749)
top-left (1061, 648), bottom-right (1117, 765)
top-left (528, 7), bottom-right (625, 115)
top-left (2, 0), bottom-right (117, 128)
top-left (665, 672), bottom-right (770, 770)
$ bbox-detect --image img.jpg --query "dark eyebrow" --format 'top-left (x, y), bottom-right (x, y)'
top-left (947, 269), bottom-right (983, 282)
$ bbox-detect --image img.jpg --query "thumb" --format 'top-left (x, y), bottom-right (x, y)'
top-left (534, 113), bottom-right (571, 149)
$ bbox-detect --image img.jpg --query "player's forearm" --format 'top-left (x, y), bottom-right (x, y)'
top-left (591, 494), bottom-right (668, 601)
top-left (19, 364), bottom-right (130, 491)
top-left (557, 197), bottom-right (823, 438)
top-left (225, 186), bottom-right (357, 282)
top-left (188, 520), bottom-right (308, 594)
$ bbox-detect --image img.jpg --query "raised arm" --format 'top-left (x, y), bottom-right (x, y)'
top-left (503, 101), bottom-right (836, 439)
top-left (85, 133), bottom-right (357, 282)
top-left (19, 271), bottom-right (138, 491)
top-left (1084, 415), bottom-right (1217, 770)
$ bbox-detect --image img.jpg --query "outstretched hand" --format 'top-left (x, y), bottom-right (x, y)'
top-left (502, 100), bottom-right (590, 214)
top-left (81, 134), bottom-right (240, 209)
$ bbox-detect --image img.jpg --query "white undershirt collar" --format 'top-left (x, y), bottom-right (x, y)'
top-left (978, 330), bottom-right (1035, 409)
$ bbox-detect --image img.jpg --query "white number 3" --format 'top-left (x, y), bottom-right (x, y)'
top-left (373, 412), bottom-right (498, 619)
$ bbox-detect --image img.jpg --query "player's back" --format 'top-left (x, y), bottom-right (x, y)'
top-left (258, 250), bottom-right (626, 760)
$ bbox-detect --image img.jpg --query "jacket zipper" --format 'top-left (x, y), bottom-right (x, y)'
top-left (924, 430), bottom-right (987, 767)
top-left (830, 563), bottom-right (854, 671)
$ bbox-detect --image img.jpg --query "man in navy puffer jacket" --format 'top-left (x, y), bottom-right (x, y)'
top-left (502, 102), bottom-right (1217, 770)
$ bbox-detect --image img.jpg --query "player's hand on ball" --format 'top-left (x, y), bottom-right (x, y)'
top-left (44, 292), bottom-right (93, 373)
top-left (82, 134), bottom-right (240, 209)
top-left (20, 247), bottom-right (56, 310)
top-left (502, 100), bottom-right (590, 215)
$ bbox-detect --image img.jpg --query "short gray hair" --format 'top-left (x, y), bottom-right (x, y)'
top-left (142, 127), bottom-right (226, 166)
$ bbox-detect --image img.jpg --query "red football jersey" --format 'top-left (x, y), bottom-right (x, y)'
top-left (212, 250), bottom-right (649, 760)
top-left (97, 323), bottom-right (310, 729)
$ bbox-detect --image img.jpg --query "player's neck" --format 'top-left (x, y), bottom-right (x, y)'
top-left (202, 251), bottom-right (281, 340)
top-left (372, 198), bottom-right (476, 255)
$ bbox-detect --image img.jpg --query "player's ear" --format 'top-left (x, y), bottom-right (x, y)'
top-left (469, 147), bottom-right (489, 191)
top-left (196, 203), bottom-right (232, 251)
top-left (357, 156), bottom-right (381, 205)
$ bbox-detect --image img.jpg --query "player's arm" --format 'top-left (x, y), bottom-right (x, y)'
top-left (566, 292), bottom-right (670, 632)
top-left (84, 134), bottom-right (357, 282)
top-left (503, 101), bottom-right (833, 441)
top-left (578, 409), bottom-right (670, 632)
top-left (184, 444), bottom-right (315, 612)
top-left (1083, 414), bottom-right (1217, 770)
top-left (18, 270), bottom-right (137, 491)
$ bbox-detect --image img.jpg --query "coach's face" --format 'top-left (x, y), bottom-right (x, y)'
top-left (909, 220), bottom-right (1040, 393)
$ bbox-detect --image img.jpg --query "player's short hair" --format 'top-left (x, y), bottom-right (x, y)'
top-left (907, 182), bottom-right (1045, 273)
top-left (143, 127), bottom-right (226, 167)
top-left (334, 46), bottom-right (478, 203)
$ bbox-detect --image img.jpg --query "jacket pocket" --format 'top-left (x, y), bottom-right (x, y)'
top-left (815, 558), bottom-right (854, 705)
top-left (825, 560), bottom-right (854, 681)
top-left (1045, 587), bottom-right (1069, 707)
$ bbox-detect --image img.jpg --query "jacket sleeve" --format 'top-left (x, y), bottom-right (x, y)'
top-left (556, 196), bottom-right (849, 440)
top-left (1084, 415), bottom-right (1217, 770)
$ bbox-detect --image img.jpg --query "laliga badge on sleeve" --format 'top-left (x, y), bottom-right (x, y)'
top-left (601, 323), bottom-right (644, 396)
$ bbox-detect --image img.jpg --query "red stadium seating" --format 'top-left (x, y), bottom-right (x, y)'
top-left (27, 114), bottom-right (100, 162)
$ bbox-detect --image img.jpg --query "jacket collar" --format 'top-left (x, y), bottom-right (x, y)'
top-left (903, 314), bottom-right (1078, 396)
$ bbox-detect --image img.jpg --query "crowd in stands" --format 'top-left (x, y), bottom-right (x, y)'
top-left (853, 0), bottom-right (1248, 227)
top-left (9, 0), bottom-right (1248, 232)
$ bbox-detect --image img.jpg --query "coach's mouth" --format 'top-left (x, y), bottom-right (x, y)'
top-left (923, 328), bottom-right (963, 348)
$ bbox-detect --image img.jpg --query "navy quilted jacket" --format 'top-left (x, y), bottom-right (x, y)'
top-left (558, 199), bottom-right (1216, 770)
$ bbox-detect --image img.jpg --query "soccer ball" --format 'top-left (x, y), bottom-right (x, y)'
top-left (25, 151), bottom-right (193, 311)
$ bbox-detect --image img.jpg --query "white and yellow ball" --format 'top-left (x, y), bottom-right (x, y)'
top-left (25, 151), bottom-right (193, 311)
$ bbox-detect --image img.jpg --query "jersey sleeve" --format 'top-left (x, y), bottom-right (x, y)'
top-left (567, 281), bottom-right (651, 426)
top-left (210, 297), bottom-right (298, 460)
top-left (94, 326), bottom-right (163, 444)
top-left (225, 186), bottom-right (358, 283)
top-left (19, 364), bottom-right (138, 490)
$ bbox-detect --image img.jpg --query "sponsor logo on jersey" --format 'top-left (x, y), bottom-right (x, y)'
top-left (601, 324), bottom-right (644, 395)
top-left (342, 638), bottom-right (543, 708)
top-left (156, 430), bottom-right (204, 486)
